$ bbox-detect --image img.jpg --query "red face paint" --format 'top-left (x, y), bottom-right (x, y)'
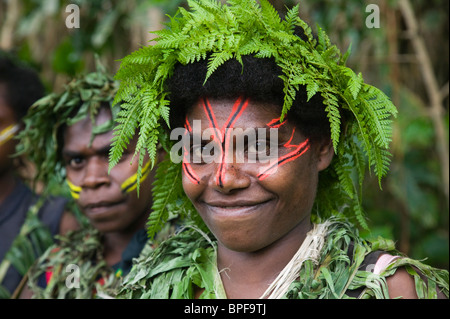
top-left (182, 101), bottom-right (310, 185)
top-left (184, 97), bottom-right (249, 187)
top-left (257, 119), bottom-right (310, 181)
top-left (202, 97), bottom-right (249, 187)
top-left (183, 118), bottom-right (201, 184)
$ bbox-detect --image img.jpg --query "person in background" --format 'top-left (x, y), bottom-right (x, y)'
top-left (0, 52), bottom-right (78, 298)
top-left (16, 65), bottom-right (171, 298)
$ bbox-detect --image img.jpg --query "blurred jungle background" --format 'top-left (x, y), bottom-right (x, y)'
top-left (1, 0), bottom-right (448, 269)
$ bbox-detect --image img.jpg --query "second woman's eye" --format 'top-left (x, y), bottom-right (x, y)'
top-left (68, 157), bottom-right (85, 169)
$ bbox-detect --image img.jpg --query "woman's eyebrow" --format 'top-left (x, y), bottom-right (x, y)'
top-left (61, 149), bottom-right (82, 158)
top-left (62, 144), bottom-right (112, 157)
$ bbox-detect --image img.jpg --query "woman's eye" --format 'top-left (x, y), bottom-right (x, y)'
top-left (191, 144), bottom-right (203, 159)
top-left (68, 157), bottom-right (85, 168)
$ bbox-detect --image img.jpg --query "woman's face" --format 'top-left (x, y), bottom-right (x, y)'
top-left (62, 107), bottom-right (154, 233)
top-left (182, 97), bottom-right (333, 253)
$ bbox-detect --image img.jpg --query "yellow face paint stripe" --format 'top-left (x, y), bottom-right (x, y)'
top-left (66, 179), bottom-right (81, 199)
top-left (0, 124), bottom-right (20, 146)
top-left (121, 160), bottom-right (151, 194)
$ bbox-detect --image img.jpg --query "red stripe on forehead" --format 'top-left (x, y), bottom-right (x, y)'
top-left (198, 96), bottom-right (250, 188)
top-left (202, 97), bottom-right (219, 131)
top-left (216, 96), bottom-right (249, 188)
top-left (185, 116), bottom-right (192, 132)
top-left (223, 96), bottom-right (249, 132)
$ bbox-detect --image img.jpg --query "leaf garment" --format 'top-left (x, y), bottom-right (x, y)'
top-left (118, 219), bottom-right (448, 299)
top-left (26, 225), bottom-right (151, 299)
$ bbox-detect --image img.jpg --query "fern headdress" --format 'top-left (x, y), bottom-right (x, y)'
top-left (111, 0), bottom-right (397, 234)
top-left (16, 64), bottom-right (118, 188)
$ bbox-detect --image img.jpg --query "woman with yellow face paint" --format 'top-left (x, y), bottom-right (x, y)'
top-left (0, 53), bottom-right (78, 299)
top-left (15, 65), bottom-right (170, 299)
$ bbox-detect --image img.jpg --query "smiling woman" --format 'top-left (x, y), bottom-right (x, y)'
top-left (115, 0), bottom-right (448, 299)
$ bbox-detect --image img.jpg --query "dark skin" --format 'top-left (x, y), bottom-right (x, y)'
top-left (19, 107), bottom-right (156, 299)
top-left (0, 84), bottom-right (78, 233)
top-left (61, 107), bottom-right (154, 266)
top-left (184, 97), bottom-right (420, 299)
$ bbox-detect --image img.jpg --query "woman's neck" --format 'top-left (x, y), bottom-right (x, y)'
top-left (216, 219), bottom-right (312, 299)
top-left (101, 210), bottom-right (148, 267)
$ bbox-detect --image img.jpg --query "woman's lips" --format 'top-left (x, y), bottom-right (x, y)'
top-left (83, 199), bottom-right (126, 216)
top-left (203, 199), bottom-right (274, 217)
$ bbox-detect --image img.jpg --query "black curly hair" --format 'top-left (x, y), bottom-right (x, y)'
top-left (0, 52), bottom-right (45, 122)
top-left (167, 54), bottom-right (331, 144)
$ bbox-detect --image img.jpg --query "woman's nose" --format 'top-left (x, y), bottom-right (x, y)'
top-left (81, 157), bottom-right (110, 189)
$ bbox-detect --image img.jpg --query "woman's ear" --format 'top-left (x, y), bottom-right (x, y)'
top-left (316, 138), bottom-right (334, 172)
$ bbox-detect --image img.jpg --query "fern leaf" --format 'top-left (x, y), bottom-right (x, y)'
top-left (205, 51), bottom-right (233, 83)
top-left (283, 4), bottom-right (300, 33)
top-left (109, 101), bottom-right (140, 172)
top-left (147, 158), bottom-right (183, 239)
top-left (322, 91), bottom-right (341, 152)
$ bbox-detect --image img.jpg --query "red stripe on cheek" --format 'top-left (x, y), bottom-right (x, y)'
top-left (182, 119), bottom-right (200, 184)
top-left (257, 137), bottom-right (310, 181)
top-left (183, 162), bottom-right (200, 184)
top-left (266, 117), bottom-right (287, 128)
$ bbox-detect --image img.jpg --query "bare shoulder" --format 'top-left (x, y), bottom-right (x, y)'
top-left (386, 266), bottom-right (447, 299)
top-left (386, 267), bottom-right (418, 299)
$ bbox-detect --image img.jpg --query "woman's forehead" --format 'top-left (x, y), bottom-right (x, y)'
top-left (187, 97), bottom-right (284, 128)
top-left (63, 108), bottom-right (113, 149)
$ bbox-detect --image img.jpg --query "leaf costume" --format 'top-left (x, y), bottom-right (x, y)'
top-left (119, 220), bottom-right (448, 299)
top-left (27, 225), bottom-right (162, 299)
top-left (109, 0), bottom-right (448, 299)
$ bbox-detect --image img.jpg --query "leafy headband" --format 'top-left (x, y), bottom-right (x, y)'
top-left (16, 63), bottom-right (118, 189)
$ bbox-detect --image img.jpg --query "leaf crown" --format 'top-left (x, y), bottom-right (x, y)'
top-left (16, 62), bottom-right (118, 188)
top-left (111, 0), bottom-right (397, 233)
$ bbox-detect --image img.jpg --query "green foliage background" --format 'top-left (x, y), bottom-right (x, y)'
top-left (1, 0), bottom-right (447, 269)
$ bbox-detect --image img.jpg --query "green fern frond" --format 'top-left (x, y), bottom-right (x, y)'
top-left (205, 51), bottom-right (233, 83)
top-left (259, 0), bottom-right (281, 28)
top-left (283, 4), bottom-right (300, 33)
top-left (322, 91), bottom-right (342, 152)
top-left (109, 100), bottom-right (140, 172)
top-left (343, 68), bottom-right (363, 100)
top-left (147, 157), bottom-right (183, 239)
top-left (351, 192), bottom-right (369, 231)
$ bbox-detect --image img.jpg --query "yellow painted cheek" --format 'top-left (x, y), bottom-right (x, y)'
top-left (66, 179), bottom-right (81, 199)
top-left (0, 124), bottom-right (20, 146)
top-left (120, 160), bottom-right (151, 194)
